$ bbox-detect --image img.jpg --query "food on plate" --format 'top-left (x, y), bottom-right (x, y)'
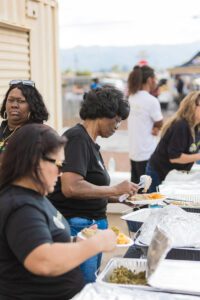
top-left (111, 226), bottom-right (130, 244)
top-left (81, 226), bottom-right (130, 245)
top-left (81, 227), bottom-right (99, 238)
top-left (129, 192), bottom-right (165, 201)
top-left (170, 201), bottom-right (200, 207)
top-left (147, 192), bottom-right (165, 199)
top-left (129, 194), bottom-right (149, 201)
top-left (111, 226), bottom-right (120, 235)
top-left (109, 266), bottom-right (147, 285)
top-left (117, 233), bottom-right (130, 244)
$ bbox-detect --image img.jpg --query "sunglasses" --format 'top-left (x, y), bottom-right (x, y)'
top-left (43, 156), bottom-right (65, 173)
top-left (9, 80), bottom-right (35, 87)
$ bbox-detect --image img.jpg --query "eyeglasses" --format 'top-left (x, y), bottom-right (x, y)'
top-left (9, 80), bottom-right (35, 87)
top-left (43, 156), bottom-right (65, 173)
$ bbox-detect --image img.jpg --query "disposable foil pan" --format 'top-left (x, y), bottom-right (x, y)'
top-left (96, 257), bottom-right (155, 292)
top-left (134, 239), bottom-right (200, 261)
top-left (121, 208), bottom-right (161, 232)
top-left (148, 259), bottom-right (200, 296)
top-left (97, 258), bottom-right (200, 296)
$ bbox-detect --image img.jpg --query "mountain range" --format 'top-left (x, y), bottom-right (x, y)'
top-left (60, 41), bottom-right (200, 72)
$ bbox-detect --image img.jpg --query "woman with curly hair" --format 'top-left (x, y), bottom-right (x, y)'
top-left (0, 80), bottom-right (49, 154)
top-left (146, 91), bottom-right (200, 192)
top-left (49, 86), bottom-right (138, 283)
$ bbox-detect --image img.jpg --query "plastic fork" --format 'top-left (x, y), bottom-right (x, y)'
top-left (138, 175), bottom-right (152, 192)
top-left (118, 175), bottom-right (152, 203)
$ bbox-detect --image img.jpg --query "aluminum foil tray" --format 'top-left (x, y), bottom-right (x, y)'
top-left (97, 258), bottom-right (200, 296)
top-left (148, 259), bottom-right (200, 296)
top-left (96, 257), bottom-right (156, 292)
top-left (134, 239), bottom-right (200, 261)
top-left (166, 194), bottom-right (200, 202)
top-left (121, 208), bottom-right (161, 232)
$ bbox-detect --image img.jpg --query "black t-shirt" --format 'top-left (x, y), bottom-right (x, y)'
top-left (49, 124), bottom-right (110, 220)
top-left (149, 119), bottom-right (200, 181)
top-left (0, 185), bottom-right (85, 300)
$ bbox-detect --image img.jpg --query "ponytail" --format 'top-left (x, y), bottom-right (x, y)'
top-left (127, 65), bottom-right (155, 95)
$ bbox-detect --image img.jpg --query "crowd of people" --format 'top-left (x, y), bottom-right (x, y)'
top-left (126, 64), bottom-right (200, 193)
top-left (0, 81), bottom-right (138, 299)
top-left (0, 73), bottom-right (200, 299)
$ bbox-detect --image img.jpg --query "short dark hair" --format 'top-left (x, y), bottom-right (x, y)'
top-left (80, 86), bottom-right (130, 120)
top-left (0, 124), bottom-right (66, 192)
top-left (0, 83), bottom-right (49, 123)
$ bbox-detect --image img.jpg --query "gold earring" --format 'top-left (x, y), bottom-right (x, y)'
top-left (3, 111), bottom-right (7, 120)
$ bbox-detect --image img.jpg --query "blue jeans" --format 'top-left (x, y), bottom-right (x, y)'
top-left (145, 162), bottom-right (161, 192)
top-left (67, 217), bottom-right (108, 283)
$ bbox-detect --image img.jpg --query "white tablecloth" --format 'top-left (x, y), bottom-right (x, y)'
top-left (159, 164), bottom-right (200, 197)
top-left (71, 283), bottom-right (200, 300)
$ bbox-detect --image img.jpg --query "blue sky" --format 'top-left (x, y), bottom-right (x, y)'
top-left (58, 0), bottom-right (200, 49)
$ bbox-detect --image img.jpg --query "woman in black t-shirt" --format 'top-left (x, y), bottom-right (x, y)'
top-left (146, 91), bottom-right (200, 192)
top-left (0, 124), bottom-right (117, 300)
top-left (49, 86), bottom-right (139, 283)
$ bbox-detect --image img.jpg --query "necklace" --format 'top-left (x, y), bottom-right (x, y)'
top-left (0, 125), bottom-right (19, 151)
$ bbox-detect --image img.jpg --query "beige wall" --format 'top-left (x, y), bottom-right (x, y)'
top-left (0, 0), bottom-right (62, 130)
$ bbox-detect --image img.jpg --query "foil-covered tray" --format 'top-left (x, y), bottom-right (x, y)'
top-left (166, 194), bottom-right (200, 202)
top-left (148, 259), bottom-right (200, 296)
top-left (121, 208), bottom-right (161, 233)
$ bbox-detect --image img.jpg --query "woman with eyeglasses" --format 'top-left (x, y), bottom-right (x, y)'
top-left (0, 80), bottom-right (48, 154)
top-left (0, 123), bottom-right (116, 300)
top-left (49, 86), bottom-right (138, 283)
top-left (146, 91), bottom-right (200, 192)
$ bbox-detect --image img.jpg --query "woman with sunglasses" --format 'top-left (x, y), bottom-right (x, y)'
top-left (0, 124), bottom-right (116, 300)
top-left (0, 80), bottom-right (48, 154)
top-left (49, 86), bottom-right (138, 283)
top-left (146, 91), bottom-right (200, 192)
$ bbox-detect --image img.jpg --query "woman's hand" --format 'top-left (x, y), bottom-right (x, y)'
top-left (92, 229), bottom-right (117, 252)
top-left (113, 180), bottom-right (138, 196)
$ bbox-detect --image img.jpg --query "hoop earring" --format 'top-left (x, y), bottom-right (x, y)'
top-left (27, 112), bottom-right (31, 120)
top-left (3, 111), bottom-right (7, 120)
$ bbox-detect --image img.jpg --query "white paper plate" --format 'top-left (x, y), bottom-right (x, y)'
top-left (77, 231), bottom-right (133, 248)
top-left (126, 197), bottom-right (166, 205)
top-left (116, 236), bottom-right (133, 248)
top-left (77, 231), bottom-right (90, 240)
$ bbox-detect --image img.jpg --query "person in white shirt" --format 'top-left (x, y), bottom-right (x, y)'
top-left (127, 65), bottom-right (163, 183)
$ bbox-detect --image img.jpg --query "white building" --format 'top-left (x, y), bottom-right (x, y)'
top-left (0, 0), bottom-right (62, 130)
